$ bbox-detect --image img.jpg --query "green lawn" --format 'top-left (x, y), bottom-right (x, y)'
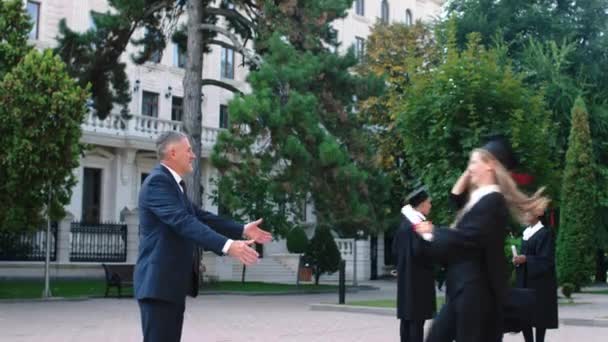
top-left (0, 279), bottom-right (124, 299)
top-left (0, 279), bottom-right (337, 299)
top-left (348, 297), bottom-right (445, 310)
top-left (583, 289), bottom-right (608, 295)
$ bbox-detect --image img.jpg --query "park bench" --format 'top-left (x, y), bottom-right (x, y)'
top-left (101, 263), bottom-right (134, 298)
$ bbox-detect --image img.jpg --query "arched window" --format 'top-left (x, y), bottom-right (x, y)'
top-left (381, 0), bottom-right (389, 24)
top-left (405, 9), bottom-right (413, 26)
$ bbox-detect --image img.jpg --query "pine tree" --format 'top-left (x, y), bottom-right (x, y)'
top-left (211, 0), bottom-right (386, 238)
top-left (556, 97), bottom-right (596, 289)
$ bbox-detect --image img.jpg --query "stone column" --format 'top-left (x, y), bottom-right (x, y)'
top-left (118, 148), bottom-right (138, 212)
top-left (355, 238), bottom-right (371, 281)
top-left (57, 212), bottom-right (73, 264)
top-left (123, 208), bottom-right (140, 264)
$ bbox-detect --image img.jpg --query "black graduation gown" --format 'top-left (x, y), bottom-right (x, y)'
top-left (392, 217), bottom-right (436, 321)
top-left (427, 192), bottom-right (509, 342)
top-left (515, 226), bottom-right (559, 329)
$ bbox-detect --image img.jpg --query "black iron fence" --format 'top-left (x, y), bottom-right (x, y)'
top-left (0, 223), bottom-right (58, 261)
top-left (70, 222), bottom-right (127, 262)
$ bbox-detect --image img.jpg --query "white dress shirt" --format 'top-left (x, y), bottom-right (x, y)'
top-left (161, 163), bottom-right (234, 254)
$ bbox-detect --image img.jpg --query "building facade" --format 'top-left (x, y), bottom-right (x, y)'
top-left (5, 0), bottom-right (443, 283)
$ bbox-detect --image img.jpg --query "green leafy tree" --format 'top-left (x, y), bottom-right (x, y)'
top-left (556, 97), bottom-right (596, 289)
top-left (398, 27), bottom-right (558, 223)
top-left (0, 1), bottom-right (88, 233)
top-left (0, 0), bottom-right (31, 80)
top-left (286, 226), bottom-right (309, 254)
top-left (305, 225), bottom-right (341, 285)
top-left (356, 22), bottom-right (441, 231)
top-left (447, 0), bottom-right (608, 286)
top-left (212, 0), bottom-right (386, 238)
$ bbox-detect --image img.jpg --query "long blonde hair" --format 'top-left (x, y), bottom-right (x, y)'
top-left (475, 148), bottom-right (550, 224)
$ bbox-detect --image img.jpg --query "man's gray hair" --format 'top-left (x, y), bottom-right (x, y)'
top-left (156, 131), bottom-right (189, 160)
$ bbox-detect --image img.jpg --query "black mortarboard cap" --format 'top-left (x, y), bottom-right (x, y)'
top-left (406, 186), bottom-right (429, 207)
top-left (481, 134), bottom-right (518, 170)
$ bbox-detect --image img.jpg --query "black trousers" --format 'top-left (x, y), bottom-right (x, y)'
top-left (400, 319), bottom-right (424, 342)
top-left (138, 298), bottom-right (186, 342)
top-left (522, 326), bottom-right (546, 342)
top-left (426, 284), bottom-right (501, 342)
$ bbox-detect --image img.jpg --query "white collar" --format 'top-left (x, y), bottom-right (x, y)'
top-left (465, 184), bottom-right (500, 211)
top-left (161, 163), bottom-right (184, 192)
top-left (523, 221), bottom-right (544, 241)
top-left (401, 205), bottom-right (426, 224)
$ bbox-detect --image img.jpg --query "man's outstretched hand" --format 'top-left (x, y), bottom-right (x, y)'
top-left (228, 240), bottom-right (259, 266)
top-left (243, 218), bottom-right (272, 244)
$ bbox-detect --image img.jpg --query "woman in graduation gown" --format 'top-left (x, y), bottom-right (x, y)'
top-left (414, 136), bottom-right (550, 342)
top-left (513, 212), bottom-right (558, 342)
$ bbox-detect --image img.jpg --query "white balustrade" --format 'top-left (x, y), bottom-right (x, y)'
top-left (82, 111), bottom-right (124, 133)
top-left (335, 238), bottom-right (355, 257)
top-left (81, 111), bottom-right (221, 148)
top-left (202, 126), bottom-right (221, 145)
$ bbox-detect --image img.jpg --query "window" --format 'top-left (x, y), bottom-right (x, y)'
top-left (141, 91), bottom-right (159, 117)
top-left (219, 104), bottom-right (229, 128)
top-left (26, 1), bottom-right (40, 40)
top-left (355, 0), bottom-right (364, 16)
top-left (405, 9), bottom-right (413, 26)
top-left (171, 96), bottom-right (183, 121)
top-left (330, 28), bottom-right (339, 52)
top-left (221, 47), bottom-right (235, 79)
top-left (381, 0), bottom-right (389, 24)
top-left (173, 43), bottom-right (187, 68)
top-left (355, 37), bottom-right (365, 61)
top-left (150, 49), bottom-right (162, 63)
top-left (82, 168), bottom-right (102, 223)
top-left (142, 28), bottom-right (162, 63)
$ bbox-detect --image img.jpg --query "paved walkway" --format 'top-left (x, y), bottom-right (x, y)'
top-left (0, 280), bottom-right (606, 341)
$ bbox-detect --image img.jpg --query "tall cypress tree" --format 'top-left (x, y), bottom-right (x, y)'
top-left (557, 97), bottom-right (596, 289)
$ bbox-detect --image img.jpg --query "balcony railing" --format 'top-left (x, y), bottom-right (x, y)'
top-left (82, 111), bottom-right (222, 147)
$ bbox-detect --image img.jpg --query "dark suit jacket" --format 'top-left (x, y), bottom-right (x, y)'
top-left (431, 192), bottom-right (509, 336)
top-left (134, 164), bottom-right (244, 304)
top-left (392, 217), bottom-right (436, 320)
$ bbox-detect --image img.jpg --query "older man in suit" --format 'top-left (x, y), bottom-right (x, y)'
top-left (135, 131), bottom-right (272, 342)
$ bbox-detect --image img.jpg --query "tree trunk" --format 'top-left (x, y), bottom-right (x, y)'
top-left (183, 0), bottom-right (204, 206)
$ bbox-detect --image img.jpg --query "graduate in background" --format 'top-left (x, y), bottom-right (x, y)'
top-left (513, 210), bottom-right (558, 342)
top-left (393, 187), bottom-right (436, 342)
